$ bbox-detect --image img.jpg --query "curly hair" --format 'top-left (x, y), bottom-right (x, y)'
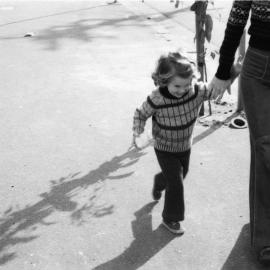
top-left (151, 51), bottom-right (198, 87)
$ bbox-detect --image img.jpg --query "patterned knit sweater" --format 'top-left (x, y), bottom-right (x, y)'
top-left (133, 82), bottom-right (210, 152)
top-left (216, 1), bottom-right (270, 80)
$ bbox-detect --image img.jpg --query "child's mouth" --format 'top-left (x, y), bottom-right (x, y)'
top-left (174, 91), bottom-right (188, 97)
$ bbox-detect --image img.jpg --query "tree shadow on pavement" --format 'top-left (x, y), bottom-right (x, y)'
top-left (221, 224), bottom-right (266, 270)
top-left (0, 3), bottom-right (197, 50)
top-left (0, 15), bottom-right (147, 50)
top-left (92, 201), bottom-right (178, 270)
top-left (0, 4), bottom-right (111, 28)
top-left (0, 148), bottom-right (146, 265)
top-left (193, 112), bottom-right (240, 145)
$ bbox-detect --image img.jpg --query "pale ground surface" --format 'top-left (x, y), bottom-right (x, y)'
top-left (0, 1), bottom-right (265, 269)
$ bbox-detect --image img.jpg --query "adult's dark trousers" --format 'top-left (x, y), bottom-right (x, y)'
top-left (241, 46), bottom-right (270, 253)
top-left (154, 148), bottom-right (191, 222)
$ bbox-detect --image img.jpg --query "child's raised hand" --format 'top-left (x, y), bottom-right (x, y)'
top-left (230, 55), bottom-right (242, 83)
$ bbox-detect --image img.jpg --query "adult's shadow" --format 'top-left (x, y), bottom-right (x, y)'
top-left (93, 201), bottom-right (178, 270)
top-left (221, 224), bottom-right (266, 270)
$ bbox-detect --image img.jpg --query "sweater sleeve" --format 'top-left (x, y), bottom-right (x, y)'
top-left (132, 90), bottom-right (160, 135)
top-left (216, 1), bottom-right (252, 80)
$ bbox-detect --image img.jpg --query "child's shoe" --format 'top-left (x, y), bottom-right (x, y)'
top-left (162, 219), bottom-right (185, 235)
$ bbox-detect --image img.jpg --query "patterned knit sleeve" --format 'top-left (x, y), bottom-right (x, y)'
top-left (216, 1), bottom-right (252, 80)
top-left (132, 90), bottom-right (160, 135)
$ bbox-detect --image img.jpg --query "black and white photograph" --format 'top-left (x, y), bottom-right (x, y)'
top-left (1, 0), bottom-right (270, 269)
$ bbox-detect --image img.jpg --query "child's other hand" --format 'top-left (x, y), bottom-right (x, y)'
top-left (129, 132), bottom-right (140, 150)
top-left (230, 55), bottom-right (242, 83)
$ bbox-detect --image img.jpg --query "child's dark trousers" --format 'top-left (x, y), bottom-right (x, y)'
top-left (154, 148), bottom-right (191, 222)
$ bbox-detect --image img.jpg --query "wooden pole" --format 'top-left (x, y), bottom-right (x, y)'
top-left (193, 1), bottom-right (208, 116)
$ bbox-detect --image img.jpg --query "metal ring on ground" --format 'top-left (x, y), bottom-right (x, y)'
top-left (229, 117), bottom-right (247, 129)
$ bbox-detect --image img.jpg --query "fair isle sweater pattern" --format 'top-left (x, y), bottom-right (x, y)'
top-left (133, 82), bottom-right (210, 153)
top-left (216, 1), bottom-right (270, 80)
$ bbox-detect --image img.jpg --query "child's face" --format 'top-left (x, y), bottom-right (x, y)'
top-left (167, 75), bottom-right (192, 98)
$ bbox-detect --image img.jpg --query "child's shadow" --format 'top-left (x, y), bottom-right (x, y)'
top-left (93, 201), bottom-right (177, 270)
top-left (221, 224), bottom-right (266, 270)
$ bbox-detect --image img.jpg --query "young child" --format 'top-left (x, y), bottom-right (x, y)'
top-left (131, 51), bottom-right (241, 235)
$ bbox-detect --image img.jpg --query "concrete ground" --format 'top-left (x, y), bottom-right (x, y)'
top-left (0, 1), bottom-right (266, 269)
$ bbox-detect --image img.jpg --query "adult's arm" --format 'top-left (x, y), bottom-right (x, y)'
top-left (216, 1), bottom-right (252, 80)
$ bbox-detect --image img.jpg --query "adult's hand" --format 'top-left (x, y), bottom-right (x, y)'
top-left (209, 76), bottom-right (231, 101)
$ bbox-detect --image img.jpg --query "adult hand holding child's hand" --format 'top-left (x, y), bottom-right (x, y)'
top-left (210, 56), bottom-right (243, 102)
top-left (209, 76), bottom-right (232, 102)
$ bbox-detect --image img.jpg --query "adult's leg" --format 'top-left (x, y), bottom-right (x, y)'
top-left (249, 135), bottom-right (255, 246)
top-left (241, 48), bottom-right (270, 252)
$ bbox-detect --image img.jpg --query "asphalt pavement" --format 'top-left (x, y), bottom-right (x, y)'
top-left (0, 1), bottom-right (265, 269)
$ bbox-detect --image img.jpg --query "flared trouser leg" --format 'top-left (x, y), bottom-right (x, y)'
top-left (154, 149), bottom-right (190, 222)
top-left (241, 47), bottom-right (270, 252)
